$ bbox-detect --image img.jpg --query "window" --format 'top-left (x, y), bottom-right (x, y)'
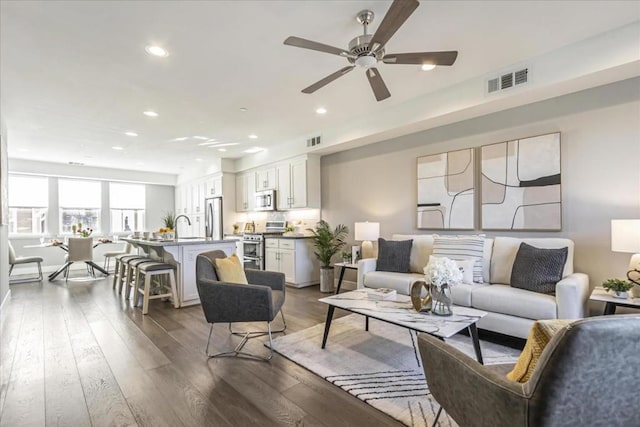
top-left (8, 175), bottom-right (48, 234)
top-left (110, 183), bottom-right (145, 232)
top-left (59, 179), bottom-right (101, 233)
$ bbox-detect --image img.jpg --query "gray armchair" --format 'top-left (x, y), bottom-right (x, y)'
top-left (419, 315), bottom-right (640, 427)
top-left (196, 250), bottom-right (287, 361)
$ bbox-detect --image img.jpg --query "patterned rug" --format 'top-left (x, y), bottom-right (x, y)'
top-left (270, 314), bottom-right (520, 426)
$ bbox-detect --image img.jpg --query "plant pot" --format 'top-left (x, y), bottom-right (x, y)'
top-left (320, 267), bottom-right (335, 293)
top-left (610, 290), bottom-right (628, 299)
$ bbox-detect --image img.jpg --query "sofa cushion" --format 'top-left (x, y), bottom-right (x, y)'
top-left (376, 238), bottom-right (413, 273)
top-left (392, 234), bottom-right (435, 274)
top-left (510, 243), bottom-right (568, 294)
top-left (432, 236), bottom-right (485, 282)
top-left (472, 284), bottom-right (557, 320)
top-left (364, 271), bottom-right (424, 295)
top-left (450, 282), bottom-right (483, 307)
top-left (491, 237), bottom-right (574, 285)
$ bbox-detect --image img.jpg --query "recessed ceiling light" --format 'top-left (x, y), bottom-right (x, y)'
top-left (198, 142), bottom-right (218, 146)
top-left (112, 146), bottom-right (124, 150)
top-left (145, 45), bottom-right (169, 57)
top-left (206, 142), bottom-right (239, 148)
top-left (173, 137), bottom-right (188, 141)
top-left (420, 63), bottom-right (436, 71)
top-left (218, 148), bottom-right (227, 152)
top-left (125, 131), bottom-right (138, 137)
top-left (239, 107), bottom-right (248, 112)
top-left (207, 138), bottom-right (217, 142)
top-left (248, 134), bottom-right (258, 139)
top-left (193, 136), bottom-right (209, 140)
top-left (143, 111), bottom-right (158, 117)
top-left (244, 147), bottom-right (263, 154)
top-left (195, 158), bottom-right (203, 162)
top-left (315, 107), bottom-right (327, 115)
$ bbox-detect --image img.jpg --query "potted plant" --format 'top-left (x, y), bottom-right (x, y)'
top-left (307, 220), bottom-right (349, 292)
top-left (340, 251), bottom-right (351, 264)
top-left (602, 278), bottom-right (634, 299)
top-left (161, 212), bottom-right (176, 239)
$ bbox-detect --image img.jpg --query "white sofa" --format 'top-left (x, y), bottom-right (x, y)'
top-left (357, 234), bottom-right (590, 339)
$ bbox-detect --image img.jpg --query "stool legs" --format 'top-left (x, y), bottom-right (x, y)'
top-left (142, 274), bottom-right (152, 314)
top-left (133, 269), bottom-right (179, 315)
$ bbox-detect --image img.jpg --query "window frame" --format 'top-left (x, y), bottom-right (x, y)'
top-left (7, 174), bottom-right (49, 237)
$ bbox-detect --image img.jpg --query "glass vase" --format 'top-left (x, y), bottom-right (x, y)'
top-left (430, 283), bottom-right (453, 316)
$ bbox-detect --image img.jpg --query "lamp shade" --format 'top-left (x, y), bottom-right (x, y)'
top-left (354, 222), bottom-right (380, 241)
top-left (611, 219), bottom-right (640, 253)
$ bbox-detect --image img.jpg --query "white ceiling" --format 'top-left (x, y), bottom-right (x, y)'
top-left (2, 0), bottom-right (639, 176)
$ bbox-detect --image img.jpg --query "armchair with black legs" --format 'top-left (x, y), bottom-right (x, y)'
top-left (195, 250), bottom-right (287, 361)
top-left (418, 315), bottom-right (640, 427)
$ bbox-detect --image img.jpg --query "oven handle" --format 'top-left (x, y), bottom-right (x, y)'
top-left (243, 256), bottom-right (261, 261)
top-left (243, 241), bottom-right (262, 245)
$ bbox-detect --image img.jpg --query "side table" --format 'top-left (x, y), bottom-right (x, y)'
top-left (589, 287), bottom-right (640, 315)
top-left (334, 262), bottom-right (359, 294)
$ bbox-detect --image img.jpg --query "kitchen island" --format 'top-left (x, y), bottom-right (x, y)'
top-left (122, 237), bottom-right (236, 307)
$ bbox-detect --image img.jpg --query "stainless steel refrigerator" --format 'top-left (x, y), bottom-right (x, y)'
top-left (205, 197), bottom-right (223, 240)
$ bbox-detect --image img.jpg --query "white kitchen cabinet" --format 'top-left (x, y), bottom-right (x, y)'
top-left (235, 172), bottom-right (255, 212)
top-left (255, 168), bottom-right (276, 191)
top-left (276, 157), bottom-right (319, 210)
top-left (191, 181), bottom-right (205, 214)
top-left (205, 175), bottom-right (222, 197)
top-left (264, 237), bottom-right (319, 287)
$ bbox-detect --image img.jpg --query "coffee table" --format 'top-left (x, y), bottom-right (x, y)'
top-left (319, 289), bottom-right (488, 364)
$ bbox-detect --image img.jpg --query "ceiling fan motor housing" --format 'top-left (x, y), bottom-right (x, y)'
top-left (348, 34), bottom-right (384, 68)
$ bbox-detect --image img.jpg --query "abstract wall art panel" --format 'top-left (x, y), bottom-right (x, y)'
top-left (417, 148), bottom-right (474, 230)
top-left (481, 132), bottom-right (561, 230)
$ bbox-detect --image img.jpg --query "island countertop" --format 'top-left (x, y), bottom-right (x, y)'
top-left (121, 237), bottom-right (228, 247)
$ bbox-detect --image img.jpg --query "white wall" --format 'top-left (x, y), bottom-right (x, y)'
top-left (0, 117), bottom-right (10, 309)
top-left (321, 78), bottom-right (640, 289)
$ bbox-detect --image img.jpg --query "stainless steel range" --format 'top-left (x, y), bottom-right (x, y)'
top-left (242, 220), bottom-right (286, 270)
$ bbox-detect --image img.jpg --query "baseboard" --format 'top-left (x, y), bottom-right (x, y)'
top-left (0, 289), bottom-right (11, 312)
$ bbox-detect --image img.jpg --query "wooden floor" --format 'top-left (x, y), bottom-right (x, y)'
top-left (0, 275), bottom-right (405, 427)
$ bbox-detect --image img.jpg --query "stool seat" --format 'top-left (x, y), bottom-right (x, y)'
top-left (129, 258), bottom-right (154, 267)
top-left (139, 262), bottom-right (176, 272)
top-left (120, 255), bottom-right (145, 263)
top-left (104, 250), bottom-right (127, 257)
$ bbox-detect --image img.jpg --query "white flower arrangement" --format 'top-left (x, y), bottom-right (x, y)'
top-left (423, 257), bottom-right (463, 288)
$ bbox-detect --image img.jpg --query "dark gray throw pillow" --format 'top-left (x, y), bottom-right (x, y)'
top-left (376, 238), bottom-right (413, 273)
top-left (510, 242), bottom-right (568, 294)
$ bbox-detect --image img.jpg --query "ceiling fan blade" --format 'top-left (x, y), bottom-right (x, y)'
top-left (284, 36), bottom-right (352, 57)
top-left (366, 67), bottom-right (391, 102)
top-left (383, 51), bottom-right (458, 66)
top-left (369, 0), bottom-right (419, 52)
top-left (301, 66), bottom-right (355, 94)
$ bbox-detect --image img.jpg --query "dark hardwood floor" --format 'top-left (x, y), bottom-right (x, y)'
top-left (0, 276), bottom-right (404, 426)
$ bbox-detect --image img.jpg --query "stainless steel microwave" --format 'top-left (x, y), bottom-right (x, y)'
top-left (255, 189), bottom-right (276, 211)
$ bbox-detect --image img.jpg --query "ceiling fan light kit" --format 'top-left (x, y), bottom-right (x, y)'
top-left (284, 0), bottom-right (458, 102)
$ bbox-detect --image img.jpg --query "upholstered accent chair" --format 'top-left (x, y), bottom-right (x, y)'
top-left (195, 250), bottom-right (286, 361)
top-left (65, 237), bottom-right (95, 281)
top-left (8, 241), bottom-right (43, 283)
top-left (418, 315), bottom-right (640, 427)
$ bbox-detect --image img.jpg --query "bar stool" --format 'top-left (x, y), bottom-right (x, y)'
top-left (133, 262), bottom-right (179, 315)
top-left (103, 242), bottom-right (132, 272)
top-left (125, 257), bottom-right (157, 299)
top-left (112, 254), bottom-right (146, 294)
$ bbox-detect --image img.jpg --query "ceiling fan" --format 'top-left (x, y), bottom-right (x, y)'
top-left (284, 0), bottom-right (458, 102)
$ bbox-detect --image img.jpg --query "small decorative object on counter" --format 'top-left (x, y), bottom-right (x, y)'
top-left (410, 280), bottom-right (432, 312)
top-left (423, 257), bottom-right (463, 316)
top-left (602, 278), bottom-right (634, 299)
top-left (72, 223), bottom-right (93, 237)
top-left (232, 223), bottom-right (240, 235)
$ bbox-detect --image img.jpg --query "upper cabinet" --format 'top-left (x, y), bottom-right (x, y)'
top-left (255, 168), bottom-right (276, 191)
top-left (176, 173), bottom-right (224, 216)
top-left (276, 156), bottom-right (320, 210)
top-left (206, 175), bottom-right (223, 198)
top-left (235, 172), bottom-right (256, 212)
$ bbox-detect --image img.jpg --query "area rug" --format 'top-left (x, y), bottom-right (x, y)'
top-left (270, 314), bottom-right (520, 427)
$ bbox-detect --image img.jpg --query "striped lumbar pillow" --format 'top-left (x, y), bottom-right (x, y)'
top-left (432, 236), bottom-right (485, 283)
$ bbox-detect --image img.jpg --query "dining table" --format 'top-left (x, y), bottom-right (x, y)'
top-left (24, 239), bottom-right (116, 281)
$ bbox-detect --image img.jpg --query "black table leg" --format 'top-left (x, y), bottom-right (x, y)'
top-left (468, 323), bottom-right (484, 364)
top-left (321, 306), bottom-right (336, 349)
top-left (86, 261), bottom-right (109, 276)
top-left (48, 262), bottom-right (72, 281)
top-left (603, 302), bottom-right (617, 315)
top-left (365, 316), bottom-right (369, 331)
top-left (335, 266), bottom-right (347, 294)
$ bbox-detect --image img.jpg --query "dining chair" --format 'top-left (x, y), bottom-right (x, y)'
top-left (65, 237), bottom-right (95, 281)
top-left (8, 241), bottom-right (44, 283)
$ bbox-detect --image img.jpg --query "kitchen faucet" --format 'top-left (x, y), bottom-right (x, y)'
top-left (174, 215), bottom-right (191, 240)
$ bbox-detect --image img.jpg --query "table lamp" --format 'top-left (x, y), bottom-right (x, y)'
top-left (355, 222), bottom-right (380, 259)
top-left (611, 219), bottom-right (640, 298)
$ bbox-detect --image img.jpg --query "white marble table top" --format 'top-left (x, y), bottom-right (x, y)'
top-left (319, 289), bottom-right (487, 338)
top-left (589, 287), bottom-right (640, 307)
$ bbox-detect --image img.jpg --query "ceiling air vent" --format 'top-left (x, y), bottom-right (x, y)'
top-left (486, 66), bottom-right (530, 95)
top-left (68, 161), bottom-right (84, 166)
top-left (307, 135), bottom-right (321, 147)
